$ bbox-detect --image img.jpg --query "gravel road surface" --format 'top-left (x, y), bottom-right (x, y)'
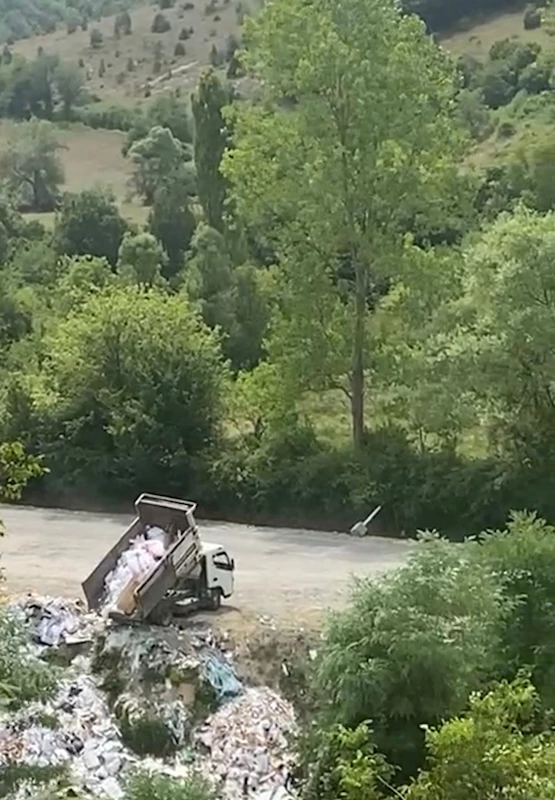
top-left (1, 505), bottom-right (412, 619)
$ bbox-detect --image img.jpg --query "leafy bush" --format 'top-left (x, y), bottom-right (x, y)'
top-left (314, 536), bottom-right (508, 775)
top-left (9, 286), bottom-right (228, 499)
top-left (89, 27), bottom-right (103, 48)
top-left (54, 187), bottom-right (128, 266)
top-left (125, 770), bottom-right (215, 800)
top-left (152, 12), bottom-right (171, 33)
top-left (518, 61), bottom-right (551, 94)
top-left (0, 441), bottom-right (45, 501)
top-left (524, 6), bottom-right (542, 30)
top-left (407, 678), bottom-right (555, 800)
top-left (300, 722), bottom-right (393, 800)
top-left (76, 103), bottom-right (140, 132)
top-left (0, 612), bottom-right (58, 709)
top-left (477, 512), bottom-right (555, 707)
top-left (482, 62), bottom-right (517, 109)
top-left (497, 120), bottom-right (516, 138)
top-left (456, 88), bottom-right (493, 140)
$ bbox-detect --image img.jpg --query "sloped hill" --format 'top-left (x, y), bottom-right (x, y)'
top-left (0, 0), bottom-right (142, 42)
top-left (441, 8), bottom-right (555, 59)
top-left (11, 0), bottom-right (242, 101)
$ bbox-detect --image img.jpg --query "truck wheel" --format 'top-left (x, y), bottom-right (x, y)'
top-left (148, 604), bottom-right (172, 626)
top-left (206, 589), bottom-right (221, 611)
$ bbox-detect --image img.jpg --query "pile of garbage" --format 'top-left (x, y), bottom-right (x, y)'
top-left (0, 595), bottom-right (297, 800)
top-left (10, 595), bottom-right (99, 649)
top-left (197, 687), bottom-right (296, 798)
top-left (0, 671), bottom-right (130, 799)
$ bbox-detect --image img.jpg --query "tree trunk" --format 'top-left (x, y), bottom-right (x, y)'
top-left (351, 259), bottom-right (366, 449)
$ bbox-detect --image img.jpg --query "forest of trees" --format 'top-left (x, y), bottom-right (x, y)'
top-left (4, 0), bottom-right (555, 797)
top-left (0, 0), bottom-right (554, 534)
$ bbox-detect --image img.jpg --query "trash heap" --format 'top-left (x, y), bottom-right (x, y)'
top-left (0, 670), bottom-right (130, 799)
top-left (92, 624), bottom-right (237, 756)
top-left (197, 687), bottom-right (296, 799)
top-left (0, 595), bottom-right (297, 800)
top-left (11, 595), bottom-right (100, 649)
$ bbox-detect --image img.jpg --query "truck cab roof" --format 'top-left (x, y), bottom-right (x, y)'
top-left (201, 542), bottom-right (227, 556)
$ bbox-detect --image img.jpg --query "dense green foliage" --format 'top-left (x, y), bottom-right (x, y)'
top-left (316, 536), bottom-right (507, 773)
top-left (302, 514), bottom-right (555, 794)
top-left (0, 0), bottom-right (553, 535)
top-left (406, 678), bottom-right (555, 800)
top-left (5, 284), bottom-right (226, 498)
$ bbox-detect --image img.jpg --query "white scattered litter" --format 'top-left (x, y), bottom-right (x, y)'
top-left (0, 596), bottom-right (297, 800)
top-left (196, 687), bottom-right (296, 799)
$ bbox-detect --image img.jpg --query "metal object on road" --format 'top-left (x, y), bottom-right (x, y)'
top-left (349, 505), bottom-right (383, 537)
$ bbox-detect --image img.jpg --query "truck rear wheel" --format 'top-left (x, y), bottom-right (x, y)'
top-left (148, 603), bottom-right (172, 626)
top-left (205, 588), bottom-right (221, 611)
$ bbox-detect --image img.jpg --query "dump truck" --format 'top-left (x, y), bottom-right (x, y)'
top-left (82, 493), bottom-right (235, 625)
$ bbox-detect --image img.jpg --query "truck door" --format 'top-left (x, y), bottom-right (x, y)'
top-left (207, 550), bottom-right (235, 598)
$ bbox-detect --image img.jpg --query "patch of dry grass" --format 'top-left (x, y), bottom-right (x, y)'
top-left (441, 10), bottom-right (555, 60)
top-left (0, 121), bottom-right (148, 226)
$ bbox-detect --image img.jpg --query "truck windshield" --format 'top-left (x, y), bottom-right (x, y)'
top-left (213, 552), bottom-right (232, 570)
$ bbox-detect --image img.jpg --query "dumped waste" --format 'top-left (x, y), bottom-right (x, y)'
top-left (103, 527), bottom-right (168, 612)
top-left (0, 594), bottom-right (297, 800)
top-left (197, 687), bottom-right (296, 798)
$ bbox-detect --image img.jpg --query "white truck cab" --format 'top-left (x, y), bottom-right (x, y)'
top-left (202, 543), bottom-right (235, 603)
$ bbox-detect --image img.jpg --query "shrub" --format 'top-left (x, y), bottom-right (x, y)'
top-left (315, 536), bottom-right (508, 775)
top-left (482, 63), bottom-right (517, 109)
top-left (209, 44), bottom-right (223, 66)
top-left (151, 12), bottom-right (172, 33)
top-left (524, 5), bottom-right (542, 30)
top-left (179, 26), bottom-right (191, 39)
top-left (174, 41), bottom-right (186, 56)
top-left (518, 61), bottom-right (551, 94)
top-left (114, 10), bottom-right (132, 36)
top-left (497, 120), bottom-right (516, 138)
top-left (76, 103), bottom-right (139, 132)
top-left (159, 0), bottom-right (175, 7)
top-left (54, 187), bottom-right (128, 266)
top-left (406, 678), bottom-right (555, 800)
top-left (0, 612), bottom-right (58, 709)
top-left (90, 27), bottom-right (103, 48)
top-left (125, 771), bottom-right (215, 800)
top-left (17, 287), bottom-right (227, 499)
top-left (300, 722), bottom-right (394, 800)
top-left (477, 512), bottom-right (555, 708)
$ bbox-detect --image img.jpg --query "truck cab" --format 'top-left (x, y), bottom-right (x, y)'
top-left (201, 543), bottom-right (235, 606)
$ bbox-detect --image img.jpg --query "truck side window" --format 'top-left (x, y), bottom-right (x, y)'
top-left (213, 553), bottom-right (232, 570)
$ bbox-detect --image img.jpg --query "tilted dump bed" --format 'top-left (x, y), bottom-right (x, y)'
top-left (82, 493), bottom-right (201, 620)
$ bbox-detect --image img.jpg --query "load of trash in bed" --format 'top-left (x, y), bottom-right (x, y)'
top-left (103, 525), bottom-right (170, 615)
top-left (0, 595), bottom-right (297, 800)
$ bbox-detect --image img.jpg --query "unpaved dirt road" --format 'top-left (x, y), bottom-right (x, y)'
top-left (1, 505), bottom-right (412, 620)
